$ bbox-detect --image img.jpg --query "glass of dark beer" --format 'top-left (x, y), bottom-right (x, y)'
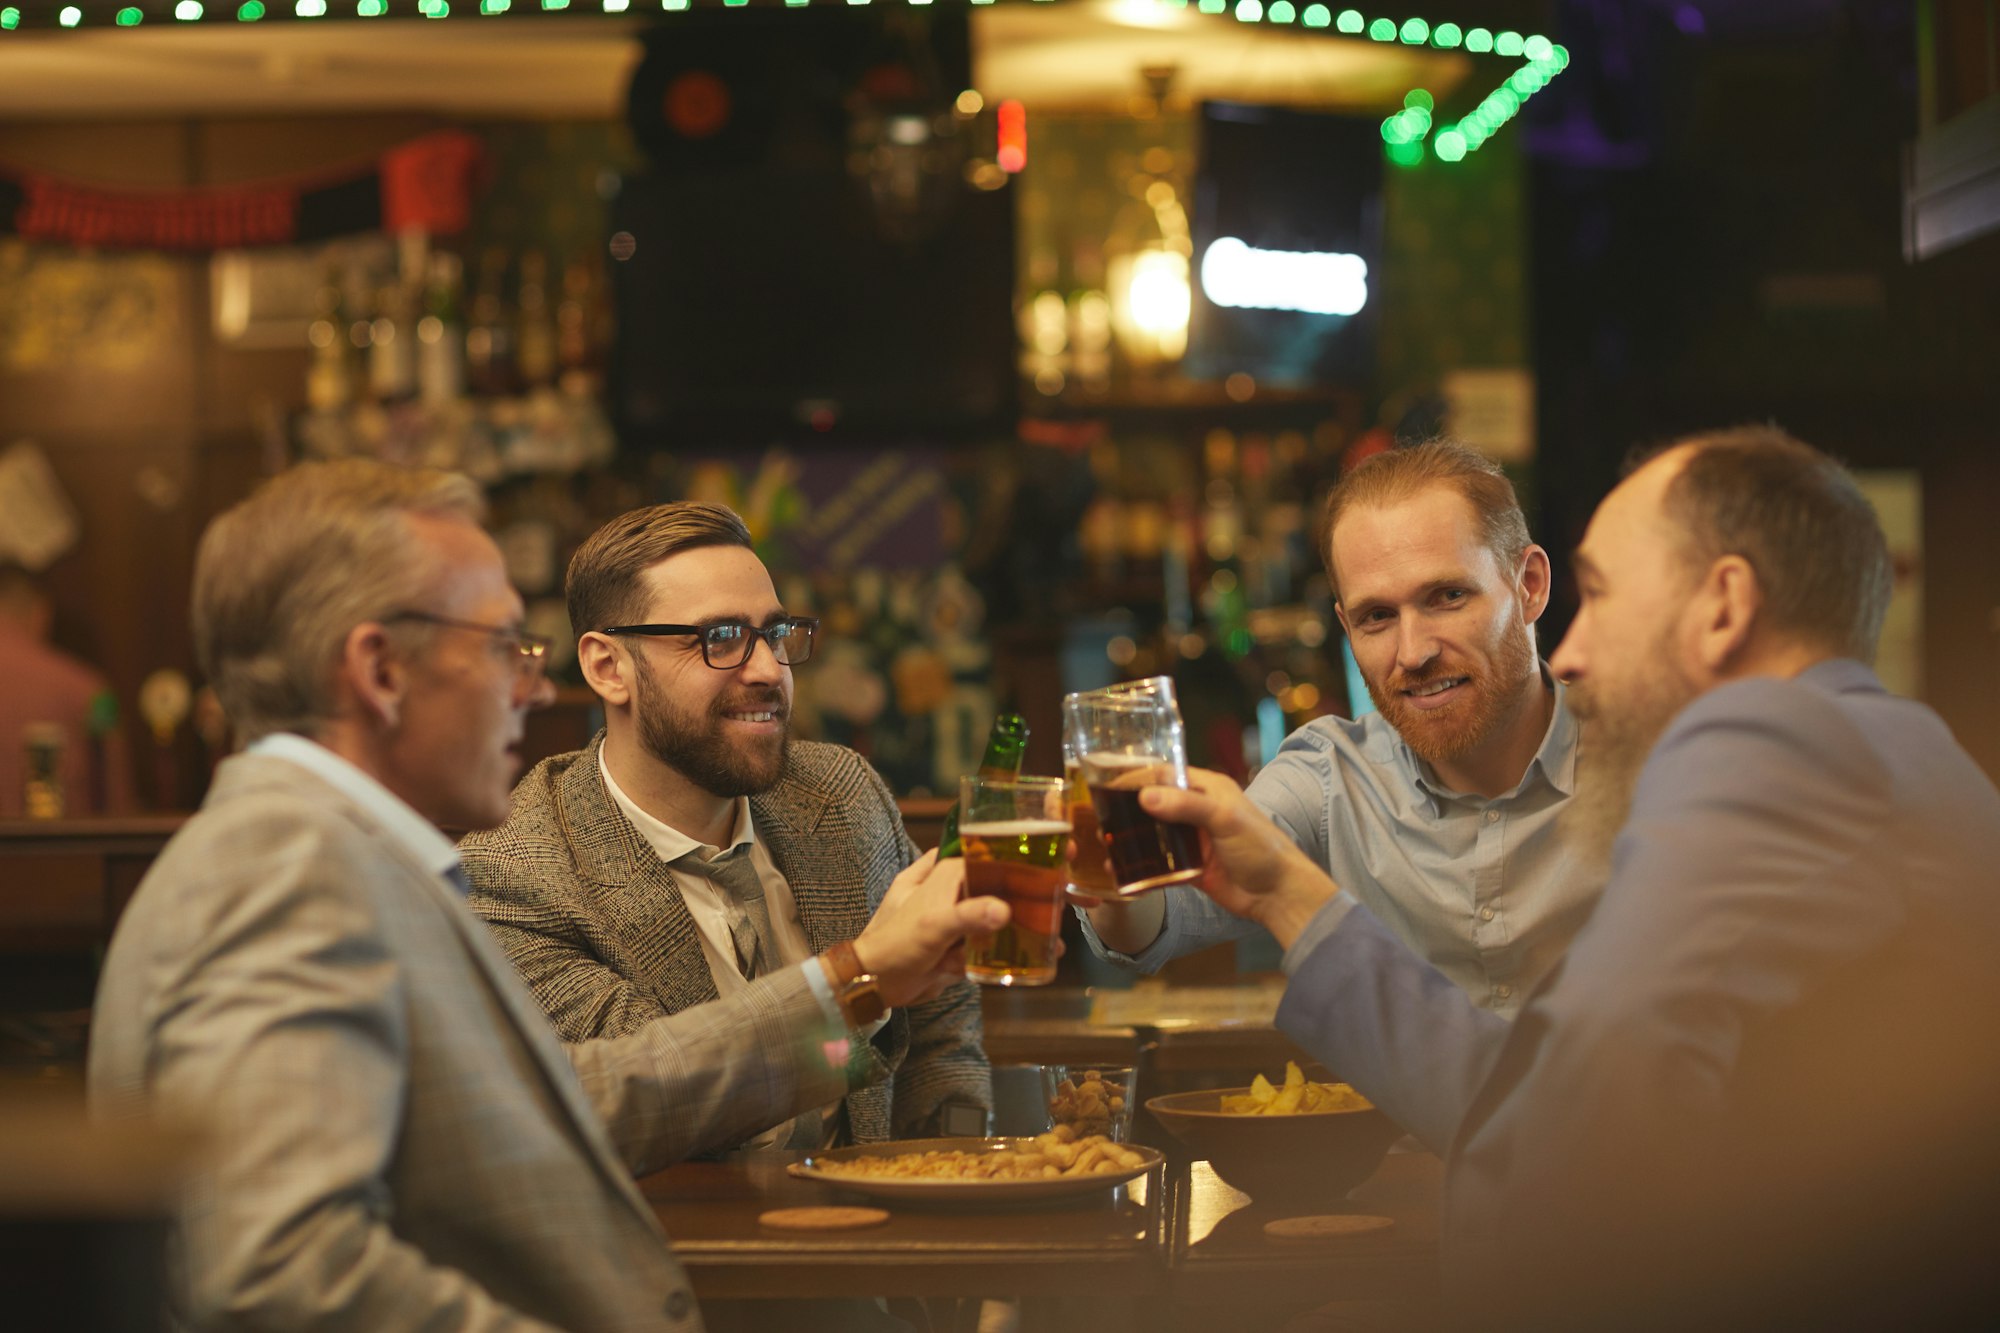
top-left (1062, 677), bottom-right (1206, 896)
top-left (1062, 739), bottom-right (1119, 904)
top-left (958, 775), bottom-right (1071, 986)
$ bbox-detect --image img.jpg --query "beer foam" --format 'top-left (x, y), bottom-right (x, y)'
top-left (1080, 752), bottom-right (1160, 772)
top-left (959, 820), bottom-right (1072, 837)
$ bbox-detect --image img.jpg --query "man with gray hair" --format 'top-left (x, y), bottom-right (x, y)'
top-left (88, 460), bottom-right (1006, 1332)
top-left (1146, 428), bottom-right (2000, 1330)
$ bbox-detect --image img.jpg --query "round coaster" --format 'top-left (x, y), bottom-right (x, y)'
top-left (758, 1206), bottom-right (891, 1232)
top-left (1262, 1214), bottom-right (1396, 1242)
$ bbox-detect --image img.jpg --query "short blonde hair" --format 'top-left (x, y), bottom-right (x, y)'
top-left (1319, 439), bottom-right (1531, 601)
top-left (192, 459), bottom-right (485, 742)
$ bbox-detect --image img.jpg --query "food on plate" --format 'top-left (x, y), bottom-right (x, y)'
top-left (1218, 1061), bottom-right (1373, 1116)
top-left (811, 1129), bottom-right (1149, 1182)
top-left (1046, 1068), bottom-right (1129, 1137)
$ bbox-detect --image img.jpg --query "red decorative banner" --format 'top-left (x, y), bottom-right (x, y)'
top-left (0, 130), bottom-right (486, 252)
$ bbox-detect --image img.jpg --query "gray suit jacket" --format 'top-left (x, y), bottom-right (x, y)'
top-left (460, 735), bottom-right (990, 1144)
top-left (90, 754), bottom-right (857, 1332)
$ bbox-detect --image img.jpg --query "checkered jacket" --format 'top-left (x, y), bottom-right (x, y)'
top-left (460, 735), bottom-right (990, 1143)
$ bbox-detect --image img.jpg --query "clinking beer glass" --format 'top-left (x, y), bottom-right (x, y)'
top-left (958, 774), bottom-right (1071, 986)
top-left (1061, 677), bottom-right (1206, 896)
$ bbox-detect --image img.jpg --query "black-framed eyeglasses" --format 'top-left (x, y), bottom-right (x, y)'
top-left (387, 611), bottom-right (552, 681)
top-left (600, 617), bottom-right (819, 669)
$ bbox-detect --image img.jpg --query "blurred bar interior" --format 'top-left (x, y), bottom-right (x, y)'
top-left (1, 0), bottom-right (1996, 1055)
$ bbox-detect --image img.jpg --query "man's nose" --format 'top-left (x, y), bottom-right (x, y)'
top-left (520, 673), bottom-right (558, 709)
top-left (738, 634), bottom-right (789, 683)
top-left (1548, 626), bottom-right (1584, 683)
top-left (1394, 615), bottom-right (1440, 671)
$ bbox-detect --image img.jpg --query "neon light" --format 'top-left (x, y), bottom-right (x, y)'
top-left (996, 99), bottom-right (1027, 173)
top-left (1201, 239), bottom-right (1368, 317)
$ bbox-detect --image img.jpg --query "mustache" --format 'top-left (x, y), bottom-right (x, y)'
top-left (714, 690), bottom-right (790, 719)
top-left (1383, 660), bottom-right (1473, 695)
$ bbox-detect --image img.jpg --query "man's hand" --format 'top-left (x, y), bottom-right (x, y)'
top-left (1139, 767), bottom-right (1339, 951)
top-left (847, 851), bottom-right (1009, 1009)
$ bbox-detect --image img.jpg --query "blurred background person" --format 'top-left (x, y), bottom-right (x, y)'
top-left (0, 564), bottom-right (132, 818)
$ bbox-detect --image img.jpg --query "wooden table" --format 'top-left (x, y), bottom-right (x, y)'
top-left (639, 1145), bottom-right (1441, 1331)
top-left (1167, 1149), bottom-right (1443, 1315)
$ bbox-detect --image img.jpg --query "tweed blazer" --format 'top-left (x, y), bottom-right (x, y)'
top-left (461, 735), bottom-right (990, 1144)
top-left (89, 754), bottom-right (862, 1331)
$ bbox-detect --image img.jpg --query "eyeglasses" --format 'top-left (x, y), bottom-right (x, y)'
top-left (388, 611), bottom-right (552, 681)
top-left (600, 617), bottom-right (819, 670)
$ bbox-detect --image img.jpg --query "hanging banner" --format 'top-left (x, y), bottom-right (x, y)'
top-left (0, 129), bottom-right (487, 252)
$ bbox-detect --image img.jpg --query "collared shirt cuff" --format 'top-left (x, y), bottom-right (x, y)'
top-left (1281, 893), bottom-right (1360, 976)
top-left (1072, 902), bottom-right (1181, 974)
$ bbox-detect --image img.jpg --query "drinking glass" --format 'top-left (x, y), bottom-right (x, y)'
top-left (1061, 676), bottom-right (1206, 896)
top-left (958, 775), bottom-right (1070, 986)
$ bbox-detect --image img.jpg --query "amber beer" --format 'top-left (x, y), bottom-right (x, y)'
top-left (958, 775), bottom-right (1070, 986)
top-left (1075, 753), bottom-right (1205, 893)
top-left (1064, 761), bottom-right (1118, 900)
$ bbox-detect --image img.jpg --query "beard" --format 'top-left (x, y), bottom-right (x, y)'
top-left (1566, 636), bottom-right (1701, 867)
top-left (1363, 613), bottom-right (1539, 772)
top-left (630, 651), bottom-right (791, 799)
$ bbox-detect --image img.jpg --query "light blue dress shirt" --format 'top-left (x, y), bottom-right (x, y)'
top-left (1080, 673), bottom-right (1605, 1016)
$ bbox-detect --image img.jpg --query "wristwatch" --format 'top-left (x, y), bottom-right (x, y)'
top-left (824, 939), bottom-right (886, 1029)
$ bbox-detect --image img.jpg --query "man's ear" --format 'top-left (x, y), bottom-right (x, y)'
top-left (576, 632), bottom-right (633, 709)
top-left (339, 622), bottom-right (407, 729)
top-left (1689, 554), bottom-right (1761, 674)
top-left (1517, 544), bottom-right (1553, 625)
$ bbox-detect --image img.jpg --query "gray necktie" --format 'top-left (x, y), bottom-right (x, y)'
top-left (688, 846), bottom-right (773, 980)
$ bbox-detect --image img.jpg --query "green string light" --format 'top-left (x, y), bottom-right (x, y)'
top-left (1398, 16), bottom-right (1426, 43)
top-left (1465, 27), bottom-right (1492, 52)
top-left (114, 5), bottom-right (139, 22)
top-left (1432, 21), bottom-right (1460, 47)
top-left (1301, 3), bottom-right (1329, 26)
top-left (601, 0), bottom-right (626, 9)
top-left (236, 0), bottom-right (261, 17)
top-left (1495, 30), bottom-right (1524, 56)
top-left (479, 0), bottom-right (507, 11)
top-left (358, 0), bottom-right (385, 12)
top-left (295, 0), bottom-right (326, 14)
top-left (1386, 139), bottom-right (1424, 167)
top-left (1267, 0), bottom-right (1294, 21)
top-left (1434, 129), bottom-right (1466, 162)
top-left (174, 0), bottom-right (202, 18)
top-left (0, 7), bottom-right (18, 27)
top-left (1366, 16), bottom-right (1393, 39)
top-left (1333, 6), bottom-right (1359, 31)
top-left (1403, 88), bottom-right (1432, 111)
top-left (1197, 0), bottom-right (1225, 12)
top-left (59, 4), bottom-right (81, 22)
top-left (1524, 34), bottom-right (1553, 61)
top-left (786, 0), bottom-right (808, 7)
top-left (1234, 0), bottom-right (1261, 19)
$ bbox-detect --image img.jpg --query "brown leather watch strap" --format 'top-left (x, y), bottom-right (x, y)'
top-left (825, 938), bottom-right (867, 987)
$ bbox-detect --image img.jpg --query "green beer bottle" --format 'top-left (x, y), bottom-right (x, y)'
top-left (937, 712), bottom-right (1030, 858)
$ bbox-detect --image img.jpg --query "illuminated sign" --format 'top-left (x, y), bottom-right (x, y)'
top-left (1199, 238), bottom-right (1369, 316)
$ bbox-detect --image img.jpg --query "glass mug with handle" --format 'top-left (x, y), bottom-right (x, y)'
top-left (957, 774), bottom-right (1071, 986)
top-left (1061, 737), bottom-right (1119, 903)
top-left (1062, 677), bottom-right (1206, 896)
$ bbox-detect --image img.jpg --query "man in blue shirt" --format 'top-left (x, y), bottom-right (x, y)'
top-left (1083, 442), bottom-right (1603, 1015)
top-left (1146, 428), bottom-right (2000, 1330)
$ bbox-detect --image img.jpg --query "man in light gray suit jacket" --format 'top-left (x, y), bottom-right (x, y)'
top-left (1144, 430), bottom-right (2000, 1332)
top-left (88, 461), bottom-right (1006, 1332)
top-left (463, 501), bottom-right (988, 1149)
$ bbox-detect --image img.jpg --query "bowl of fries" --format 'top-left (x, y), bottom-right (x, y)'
top-left (1144, 1062), bottom-right (1399, 1203)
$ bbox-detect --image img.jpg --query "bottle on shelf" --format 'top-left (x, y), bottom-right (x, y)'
top-left (937, 712), bottom-right (1030, 858)
top-left (466, 247), bottom-right (517, 397)
top-left (515, 249), bottom-right (557, 391)
top-left (417, 251), bottom-right (466, 407)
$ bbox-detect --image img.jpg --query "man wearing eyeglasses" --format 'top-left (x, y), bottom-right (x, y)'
top-left (90, 462), bottom-right (1008, 1331)
top-left (461, 502), bottom-right (993, 1155)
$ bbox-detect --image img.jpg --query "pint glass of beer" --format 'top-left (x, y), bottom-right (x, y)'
top-left (1062, 677), bottom-right (1206, 896)
top-left (1062, 740), bottom-right (1118, 902)
top-left (958, 775), bottom-right (1071, 986)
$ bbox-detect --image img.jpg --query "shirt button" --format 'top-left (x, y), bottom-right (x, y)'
top-left (666, 1289), bottom-right (693, 1321)
top-left (1479, 907), bottom-right (1495, 922)
top-left (1496, 984), bottom-right (1513, 999)
top-left (1485, 810), bottom-right (1500, 823)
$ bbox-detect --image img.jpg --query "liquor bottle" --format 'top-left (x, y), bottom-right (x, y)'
top-left (937, 712), bottom-right (1030, 858)
top-left (514, 249), bottom-right (557, 390)
top-left (465, 247), bottom-right (516, 397)
top-left (417, 251), bottom-right (466, 407)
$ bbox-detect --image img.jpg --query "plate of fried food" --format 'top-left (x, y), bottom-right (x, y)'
top-left (789, 1126), bottom-right (1163, 1205)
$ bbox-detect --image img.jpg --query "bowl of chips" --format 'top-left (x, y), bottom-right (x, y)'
top-left (1144, 1062), bottom-right (1399, 1204)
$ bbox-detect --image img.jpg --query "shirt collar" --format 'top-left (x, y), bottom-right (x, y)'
top-left (1401, 663), bottom-right (1578, 808)
top-left (598, 746), bottom-right (757, 863)
top-left (247, 732), bottom-right (463, 884)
